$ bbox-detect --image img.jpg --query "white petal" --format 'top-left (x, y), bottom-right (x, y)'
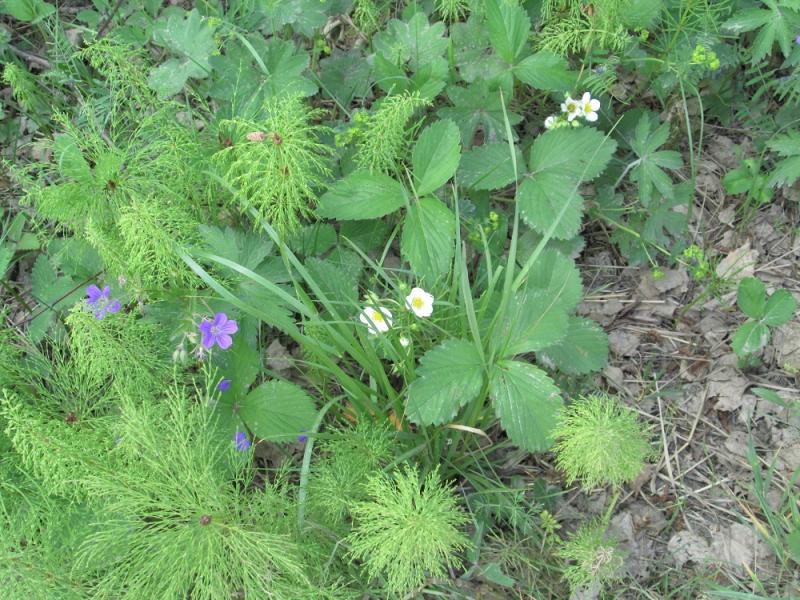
top-left (581, 92), bottom-right (591, 104)
top-left (589, 99), bottom-right (601, 110)
top-left (585, 111), bottom-right (598, 122)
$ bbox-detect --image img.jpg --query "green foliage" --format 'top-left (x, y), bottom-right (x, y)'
top-left (552, 394), bottom-right (654, 489)
top-left (766, 129), bottom-right (800, 188)
top-left (732, 277), bottom-right (797, 358)
top-left (346, 465), bottom-right (470, 595)
top-left (558, 520), bottom-right (625, 592)
top-left (351, 91), bottom-right (430, 174)
top-left (215, 95), bottom-right (333, 236)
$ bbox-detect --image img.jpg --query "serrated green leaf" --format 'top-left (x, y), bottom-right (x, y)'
top-left (2, 0), bottom-right (55, 22)
top-left (319, 49), bottom-right (372, 106)
top-left (305, 251), bottom-right (362, 313)
top-left (148, 9), bottom-right (216, 98)
top-left (437, 81), bottom-right (522, 147)
top-left (737, 277), bottom-right (766, 320)
top-left (400, 197), bottom-right (456, 283)
top-left (200, 225), bottom-right (273, 274)
top-left (412, 120), bottom-right (461, 195)
top-left (458, 142), bottom-right (522, 190)
top-left (485, 0), bottom-right (531, 65)
top-left (214, 340), bottom-right (261, 399)
top-left (497, 289), bottom-right (569, 357)
top-left (762, 289), bottom-right (797, 326)
top-left (489, 360), bottom-right (562, 452)
top-left (514, 52), bottom-right (577, 92)
top-left (406, 339), bottom-right (485, 425)
top-left (732, 320), bottom-right (770, 356)
top-left (529, 127), bottom-right (618, 181)
top-left (317, 171), bottom-right (406, 220)
top-left (230, 380), bottom-right (317, 442)
top-left (0, 246), bottom-right (13, 279)
top-left (538, 317), bottom-right (608, 374)
top-left (517, 171), bottom-right (583, 240)
top-left (287, 223), bottom-right (337, 256)
top-left (523, 249), bottom-right (583, 313)
top-left (373, 12), bottom-right (448, 71)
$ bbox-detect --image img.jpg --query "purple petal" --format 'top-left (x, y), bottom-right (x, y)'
top-left (94, 308), bottom-right (107, 320)
top-left (216, 334), bottom-right (233, 350)
top-left (297, 434), bottom-right (308, 443)
top-left (218, 379), bottom-right (231, 392)
top-left (107, 300), bottom-right (121, 314)
top-left (199, 320), bottom-right (212, 335)
top-left (201, 331), bottom-right (215, 349)
top-left (219, 319), bottom-right (238, 335)
top-left (234, 431), bottom-right (250, 451)
top-left (213, 312), bottom-right (228, 328)
top-left (101, 285), bottom-right (111, 300)
top-left (86, 285), bottom-right (103, 304)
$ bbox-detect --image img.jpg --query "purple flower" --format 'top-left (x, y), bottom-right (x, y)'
top-left (796, 34), bottom-right (800, 45)
top-left (234, 431), bottom-right (251, 451)
top-left (298, 433), bottom-right (308, 444)
top-left (199, 312), bottom-right (238, 350)
top-left (218, 379), bottom-right (232, 392)
top-left (86, 285), bottom-right (121, 320)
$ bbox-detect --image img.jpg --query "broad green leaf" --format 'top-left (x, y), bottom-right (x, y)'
top-left (498, 290), bottom-right (569, 357)
top-left (489, 360), bottom-right (562, 452)
top-left (406, 339), bottom-right (485, 425)
top-left (400, 197), bottom-right (456, 282)
top-left (305, 250), bottom-right (362, 314)
top-left (317, 171), bottom-right (406, 220)
top-left (523, 249), bottom-right (583, 313)
top-left (373, 12), bottom-right (448, 71)
top-left (787, 525), bottom-right (800, 563)
top-left (1, 0), bottom-right (55, 22)
top-left (529, 127), bottom-right (618, 181)
top-left (450, 17), bottom-right (508, 84)
top-left (762, 289), bottom-right (797, 326)
top-left (319, 49), bottom-right (372, 106)
top-left (199, 225), bottom-right (273, 274)
top-left (630, 114), bottom-right (681, 207)
top-left (340, 220), bottom-right (392, 253)
top-left (514, 52), bottom-right (577, 92)
top-left (287, 223), bottom-right (337, 256)
top-left (214, 340), bottom-right (261, 399)
top-left (737, 277), bottom-right (766, 320)
top-left (732, 321), bottom-right (770, 356)
top-left (437, 81), bottom-right (522, 147)
top-left (0, 246), bottom-right (12, 279)
top-left (538, 317), bottom-right (608, 374)
top-left (485, 0), bottom-right (531, 65)
top-left (767, 131), bottom-right (800, 187)
top-left (148, 9), bottom-right (217, 97)
top-left (236, 380), bottom-right (316, 442)
top-left (458, 142), bottom-right (522, 190)
top-left (29, 254), bottom-right (83, 343)
top-left (412, 120), bottom-right (461, 195)
top-left (517, 175), bottom-right (583, 240)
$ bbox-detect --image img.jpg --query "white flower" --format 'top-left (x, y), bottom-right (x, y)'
top-left (399, 336), bottom-right (411, 348)
top-left (561, 96), bottom-right (582, 121)
top-left (405, 287), bottom-right (434, 318)
top-left (580, 92), bottom-right (601, 122)
top-left (544, 115), bottom-right (557, 130)
top-left (359, 306), bottom-right (393, 334)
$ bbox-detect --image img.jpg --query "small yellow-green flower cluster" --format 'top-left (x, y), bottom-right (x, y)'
top-left (543, 92), bottom-right (601, 130)
top-left (690, 44), bottom-right (720, 70)
top-left (682, 244), bottom-right (711, 280)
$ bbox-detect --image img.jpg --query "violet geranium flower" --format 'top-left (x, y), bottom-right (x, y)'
top-left (86, 285), bottom-right (121, 320)
top-left (234, 431), bottom-right (251, 451)
top-left (218, 379), bottom-right (232, 392)
top-left (199, 312), bottom-right (238, 350)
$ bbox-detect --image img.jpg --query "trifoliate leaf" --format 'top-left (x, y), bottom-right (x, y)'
top-left (401, 197), bottom-right (456, 283)
top-left (516, 174), bottom-right (583, 240)
top-left (723, 4), bottom-right (800, 63)
top-left (412, 120), bottom-right (461, 195)
top-left (528, 127), bottom-right (618, 182)
top-left (538, 317), bottom-right (609, 375)
top-left (762, 289), bottom-right (797, 326)
top-left (629, 115), bottom-right (681, 207)
top-left (737, 277), bottom-right (766, 320)
top-left (317, 171), bottom-right (406, 220)
top-left (148, 9), bottom-right (217, 98)
top-left (1, 0), bottom-right (55, 22)
top-left (458, 142), bottom-right (522, 190)
top-left (319, 49), bottom-right (372, 107)
top-left (406, 339), bottom-right (485, 425)
top-left (489, 360), bottom-right (563, 452)
top-left (766, 130), bottom-right (800, 188)
top-left (450, 16), bottom-right (508, 84)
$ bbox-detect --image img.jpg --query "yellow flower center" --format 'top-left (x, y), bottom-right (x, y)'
top-left (371, 311), bottom-right (384, 322)
top-left (412, 297), bottom-right (425, 309)
top-left (584, 104), bottom-right (593, 113)
top-left (567, 102), bottom-right (577, 111)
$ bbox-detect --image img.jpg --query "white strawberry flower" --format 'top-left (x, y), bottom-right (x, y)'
top-left (580, 92), bottom-right (601, 122)
top-left (399, 336), bottom-right (411, 348)
top-left (405, 287), bottom-right (434, 318)
top-left (359, 306), bottom-right (393, 334)
top-left (544, 115), bottom-right (557, 130)
top-left (561, 96), bottom-right (582, 121)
